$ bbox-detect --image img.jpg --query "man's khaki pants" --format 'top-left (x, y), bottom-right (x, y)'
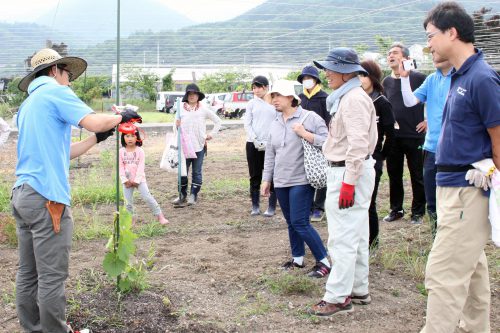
top-left (421, 186), bottom-right (491, 333)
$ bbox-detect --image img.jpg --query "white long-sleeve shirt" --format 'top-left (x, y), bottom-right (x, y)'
top-left (180, 102), bottom-right (222, 152)
top-left (244, 97), bottom-right (277, 142)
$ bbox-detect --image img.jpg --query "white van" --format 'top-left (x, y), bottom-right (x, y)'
top-left (156, 91), bottom-right (184, 113)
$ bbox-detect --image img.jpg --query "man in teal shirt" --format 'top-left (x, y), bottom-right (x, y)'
top-left (12, 48), bottom-right (140, 333)
top-left (399, 55), bottom-right (452, 235)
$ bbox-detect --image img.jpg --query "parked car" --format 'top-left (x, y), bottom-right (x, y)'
top-left (205, 93), bottom-right (227, 116)
top-left (222, 91), bottom-right (254, 119)
top-left (156, 91), bottom-right (184, 113)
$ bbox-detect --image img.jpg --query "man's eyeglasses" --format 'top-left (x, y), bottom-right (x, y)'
top-left (426, 30), bottom-right (441, 41)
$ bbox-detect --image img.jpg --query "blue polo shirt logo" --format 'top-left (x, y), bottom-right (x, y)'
top-left (456, 87), bottom-right (467, 96)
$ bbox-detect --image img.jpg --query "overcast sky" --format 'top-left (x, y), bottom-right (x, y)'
top-left (0, 0), bottom-right (266, 23)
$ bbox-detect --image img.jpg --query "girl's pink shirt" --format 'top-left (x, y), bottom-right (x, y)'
top-left (119, 146), bottom-right (146, 184)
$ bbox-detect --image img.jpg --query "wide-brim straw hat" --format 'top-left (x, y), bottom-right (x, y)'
top-left (267, 80), bottom-right (301, 105)
top-left (18, 48), bottom-right (87, 92)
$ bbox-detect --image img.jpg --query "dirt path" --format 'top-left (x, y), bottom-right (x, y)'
top-left (0, 126), bottom-right (498, 332)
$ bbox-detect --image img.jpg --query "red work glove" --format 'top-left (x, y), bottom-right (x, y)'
top-left (339, 182), bottom-right (355, 209)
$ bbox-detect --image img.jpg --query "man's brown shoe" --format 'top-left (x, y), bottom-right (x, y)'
top-left (309, 297), bottom-right (353, 316)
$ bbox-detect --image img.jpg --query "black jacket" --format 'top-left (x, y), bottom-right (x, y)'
top-left (372, 93), bottom-right (395, 161)
top-left (299, 90), bottom-right (330, 125)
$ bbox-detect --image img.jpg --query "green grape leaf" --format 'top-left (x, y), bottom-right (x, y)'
top-left (103, 252), bottom-right (126, 277)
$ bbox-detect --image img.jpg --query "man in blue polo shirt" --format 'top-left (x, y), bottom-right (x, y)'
top-left (12, 48), bottom-right (141, 333)
top-left (399, 56), bottom-right (452, 236)
top-left (420, 2), bottom-right (500, 333)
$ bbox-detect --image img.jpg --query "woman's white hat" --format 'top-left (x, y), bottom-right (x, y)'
top-left (18, 48), bottom-right (87, 92)
top-left (267, 80), bottom-right (301, 105)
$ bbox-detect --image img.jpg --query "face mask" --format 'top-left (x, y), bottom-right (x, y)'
top-left (303, 79), bottom-right (315, 89)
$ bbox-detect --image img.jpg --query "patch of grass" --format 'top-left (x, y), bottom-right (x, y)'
top-left (379, 248), bottom-right (401, 271)
top-left (1, 282), bottom-right (15, 306)
top-left (416, 283), bottom-right (428, 297)
top-left (0, 182), bottom-right (11, 212)
top-left (71, 169), bottom-right (116, 205)
top-left (296, 308), bottom-right (321, 324)
top-left (225, 220), bottom-right (244, 228)
top-left (74, 214), bottom-right (113, 240)
top-left (0, 103), bottom-right (15, 118)
top-left (74, 268), bottom-right (107, 294)
top-left (404, 249), bottom-right (428, 280)
top-left (139, 111), bottom-right (175, 123)
top-left (239, 293), bottom-right (272, 317)
top-left (98, 149), bottom-right (115, 168)
top-left (0, 214), bottom-right (17, 247)
top-left (204, 177), bottom-right (249, 199)
top-left (135, 220), bottom-right (168, 238)
top-left (261, 274), bottom-right (317, 296)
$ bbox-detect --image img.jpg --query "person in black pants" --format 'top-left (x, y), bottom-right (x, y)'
top-left (297, 66), bottom-right (330, 222)
top-left (244, 76), bottom-right (278, 216)
top-left (360, 60), bottom-right (395, 247)
top-left (383, 42), bottom-right (427, 224)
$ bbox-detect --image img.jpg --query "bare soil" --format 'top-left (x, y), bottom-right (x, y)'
top-left (0, 126), bottom-right (498, 333)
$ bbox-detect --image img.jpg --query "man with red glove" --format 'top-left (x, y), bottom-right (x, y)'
top-left (309, 47), bottom-right (378, 317)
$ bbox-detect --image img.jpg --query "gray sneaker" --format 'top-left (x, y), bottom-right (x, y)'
top-left (410, 215), bottom-right (423, 225)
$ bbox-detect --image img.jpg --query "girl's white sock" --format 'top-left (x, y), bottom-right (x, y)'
top-left (292, 256), bottom-right (304, 266)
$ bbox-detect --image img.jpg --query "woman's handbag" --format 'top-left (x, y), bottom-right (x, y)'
top-left (299, 112), bottom-right (328, 189)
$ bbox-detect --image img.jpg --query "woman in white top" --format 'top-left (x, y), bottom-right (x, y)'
top-left (244, 75), bottom-right (278, 217)
top-left (173, 83), bottom-right (221, 206)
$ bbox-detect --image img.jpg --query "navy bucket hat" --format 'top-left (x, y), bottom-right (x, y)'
top-left (297, 65), bottom-right (321, 84)
top-left (313, 47), bottom-right (368, 75)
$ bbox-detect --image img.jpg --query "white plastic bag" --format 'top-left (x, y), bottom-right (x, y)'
top-left (160, 125), bottom-right (186, 176)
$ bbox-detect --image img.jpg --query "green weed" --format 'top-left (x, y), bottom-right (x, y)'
top-left (204, 177), bottom-right (248, 199)
top-left (261, 274), bottom-right (317, 296)
top-left (98, 149), bottom-right (115, 168)
top-left (74, 213), bottom-right (113, 240)
top-left (71, 169), bottom-right (116, 205)
top-left (0, 214), bottom-right (17, 247)
top-left (0, 182), bottom-right (11, 212)
top-left (416, 283), bottom-right (428, 297)
top-left (135, 220), bottom-right (168, 238)
top-left (239, 293), bottom-right (272, 317)
top-left (1, 282), bottom-right (16, 306)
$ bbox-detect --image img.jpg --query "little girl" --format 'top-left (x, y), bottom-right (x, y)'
top-left (119, 128), bottom-right (169, 224)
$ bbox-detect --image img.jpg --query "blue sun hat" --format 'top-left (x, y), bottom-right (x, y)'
top-left (297, 65), bottom-right (321, 84)
top-left (313, 47), bottom-right (368, 75)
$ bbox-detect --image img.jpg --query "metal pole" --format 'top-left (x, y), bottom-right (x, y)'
top-left (115, 0), bottom-right (121, 287)
top-left (176, 98), bottom-right (182, 197)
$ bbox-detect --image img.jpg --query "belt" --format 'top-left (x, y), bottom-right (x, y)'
top-left (328, 155), bottom-right (370, 167)
top-left (436, 165), bottom-right (474, 172)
